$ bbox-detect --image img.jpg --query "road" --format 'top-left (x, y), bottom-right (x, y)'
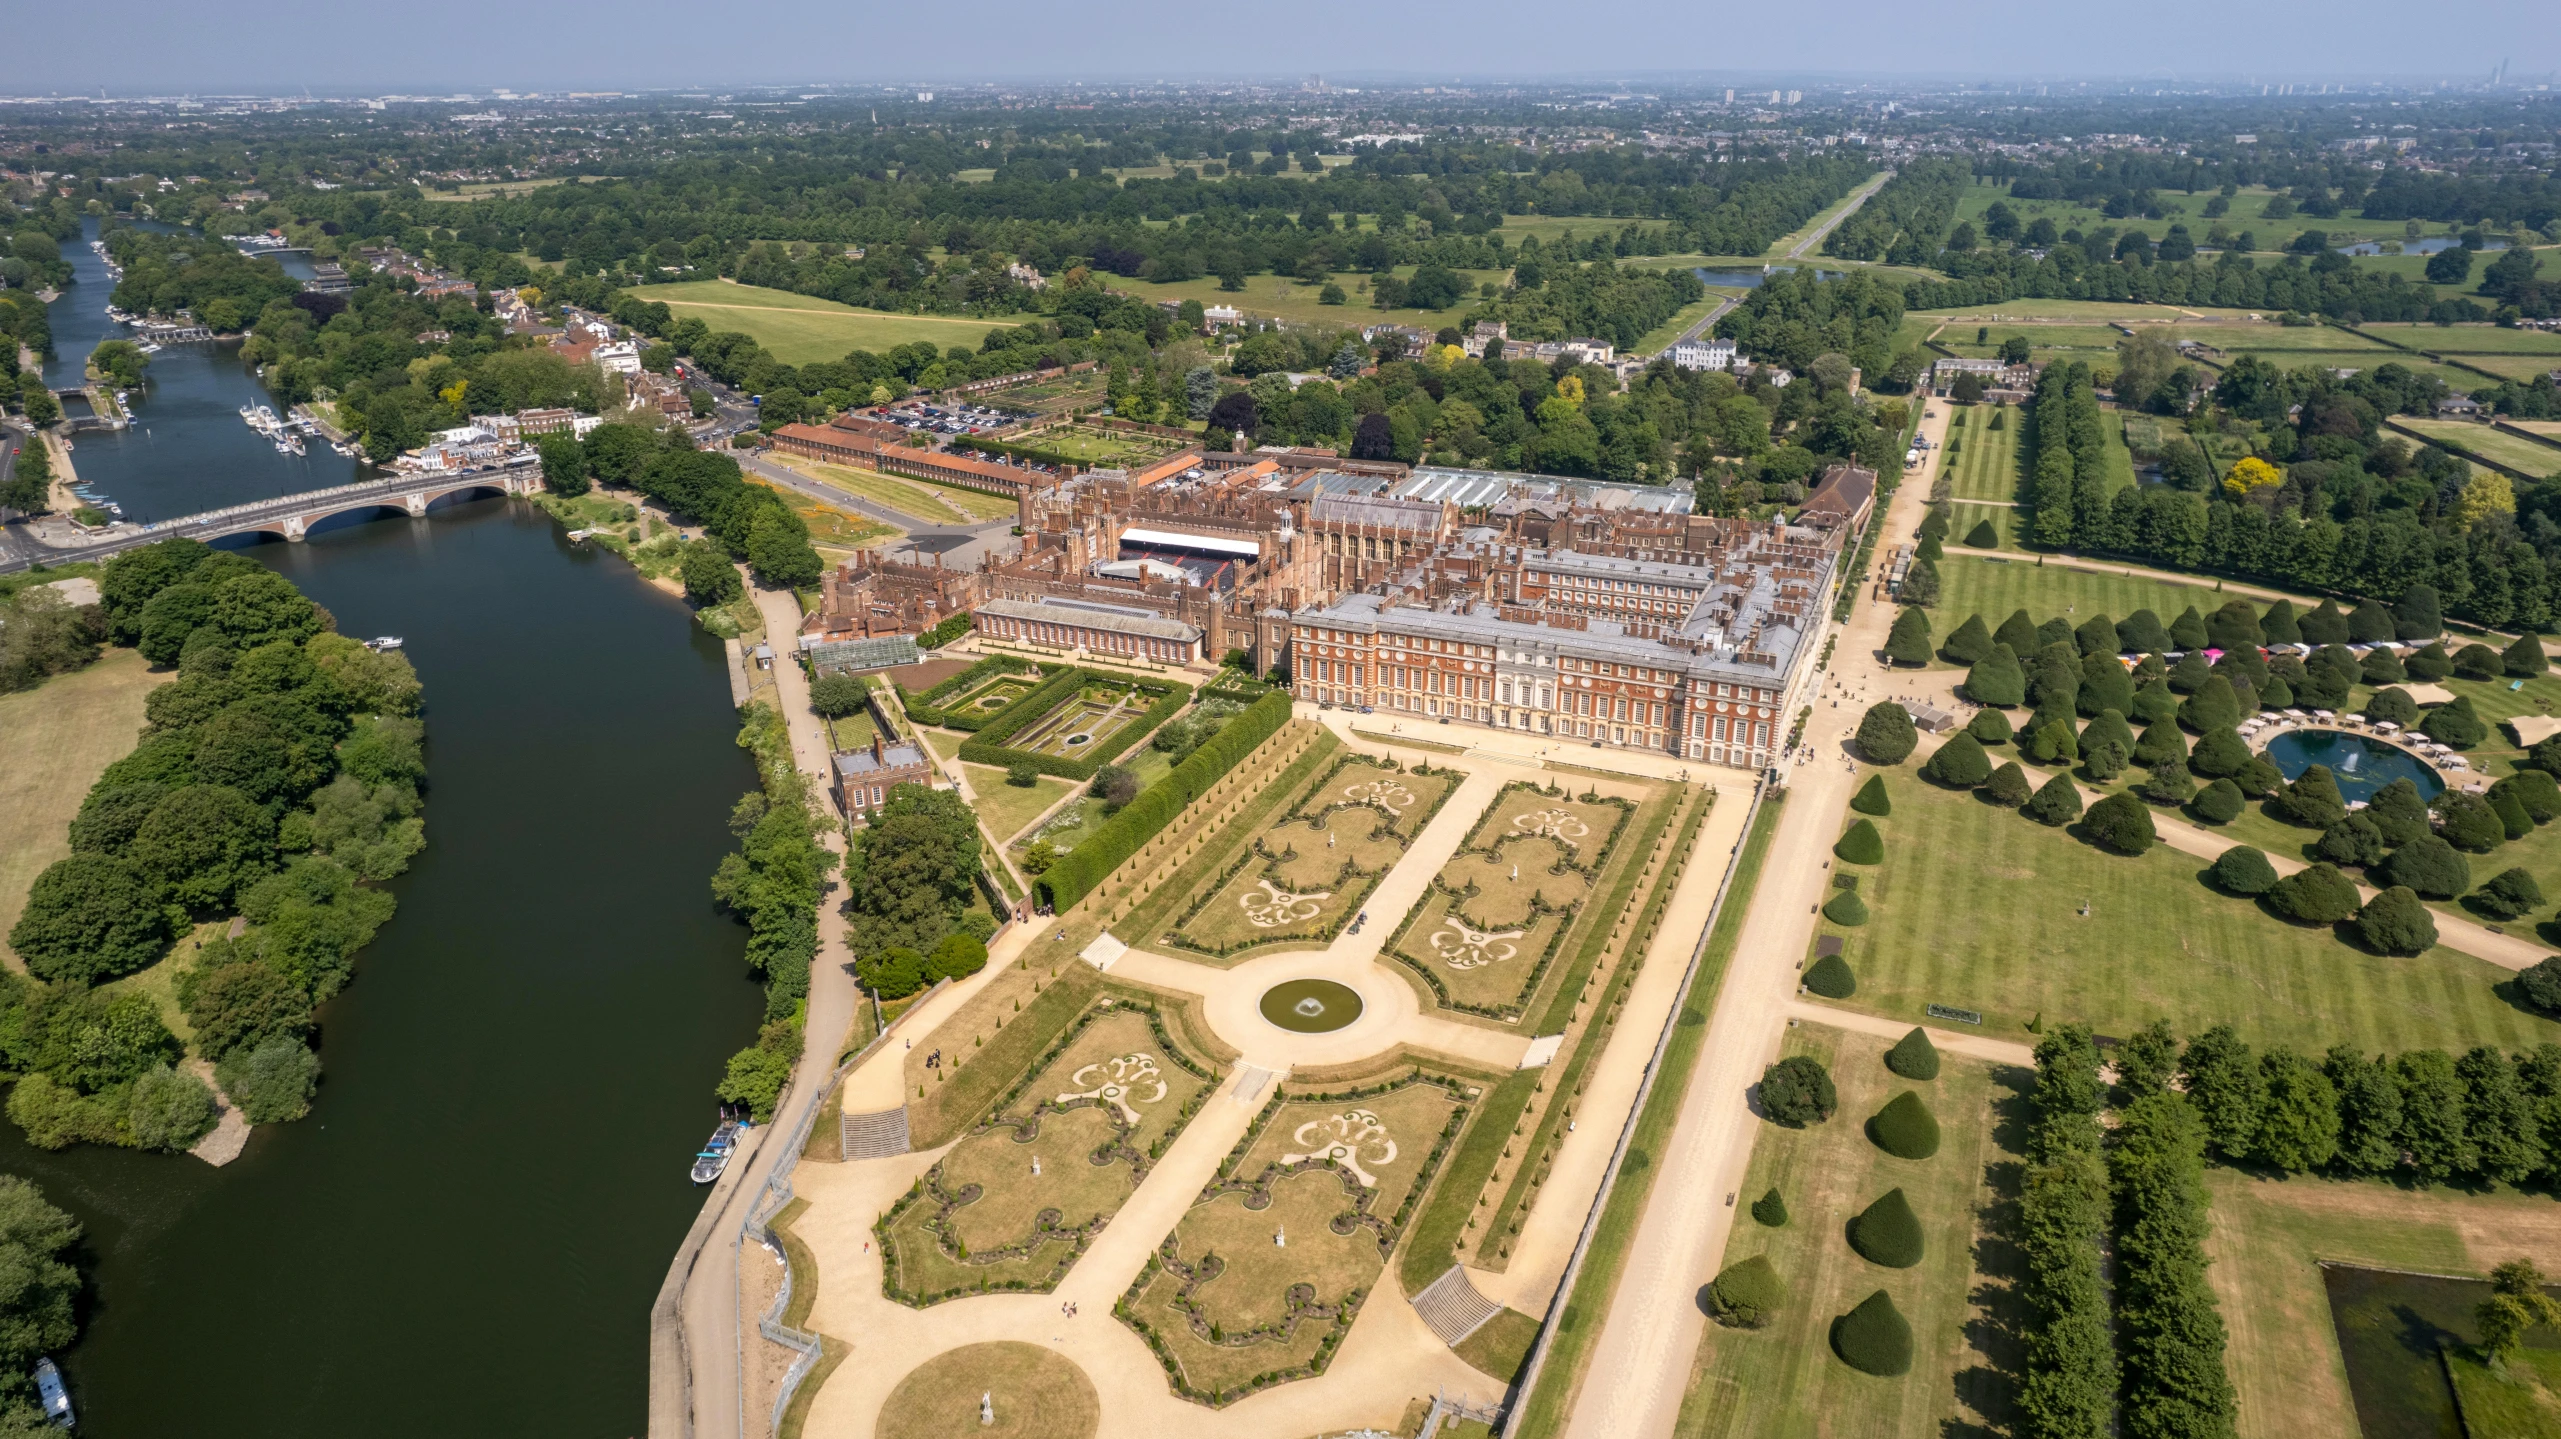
top-left (1785, 169), bottom-right (1893, 261)
top-left (1557, 397), bottom-right (1945, 1439)
top-left (665, 578), bottom-right (867, 1439)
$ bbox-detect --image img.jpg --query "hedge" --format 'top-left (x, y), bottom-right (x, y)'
top-left (1035, 693), bottom-right (1292, 911)
top-left (2109, 1091), bottom-right (2239, 1437)
top-left (958, 668), bottom-right (1194, 782)
top-left (1867, 1091), bottom-right (1942, 1160)
top-left (1885, 1027), bottom-right (1940, 1081)
top-left (1750, 1186), bottom-right (1789, 1227)
top-left (918, 610), bottom-right (975, 650)
top-left (899, 654), bottom-right (1039, 729)
top-left (1831, 1290), bottom-right (1914, 1376)
top-left (1707, 1255), bottom-right (1788, 1328)
top-left (1803, 953), bottom-right (1857, 999)
top-left (1834, 819), bottom-right (1884, 865)
top-left (1846, 1187), bottom-right (1924, 1268)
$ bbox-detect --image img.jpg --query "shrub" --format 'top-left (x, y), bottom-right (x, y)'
top-left (2178, 675), bottom-right (2243, 733)
top-left (1822, 891), bottom-right (1870, 927)
top-left (2367, 778), bottom-right (2433, 845)
top-left (2026, 719), bottom-right (2079, 767)
top-left (2506, 632), bottom-right (2549, 677)
top-left (2132, 678), bottom-right (2181, 725)
top-left (2186, 726), bottom-right (2250, 778)
top-left (2495, 769), bottom-right (2561, 824)
top-left (1846, 1188), bottom-right (1925, 1268)
top-left (2318, 813), bottom-right (2387, 868)
top-left (1867, 1091), bottom-right (1942, 1160)
top-left (1856, 703), bottom-right (1919, 764)
top-left (929, 931), bottom-right (989, 981)
top-left (1835, 819), bottom-right (1884, 865)
top-left (2268, 862), bottom-right (2362, 924)
top-left (2356, 886), bottom-right (2438, 956)
top-left (1760, 1054), bottom-right (1837, 1128)
top-left (2024, 773), bottom-right (2084, 827)
top-left (2083, 793), bottom-right (2156, 855)
top-left (2373, 834), bottom-right (2469, 898)
top-left (1804, 953), bottom-right (1858, 998)
top-left (2472, 867), bottom-right (2547, 920)
top-left (1884, 608), bottom-right (1934, 667)
top-left (125, 1063), bottom-right (218, 1151)
top-left (2406, 642), bottom-right (2453, 682)
top-left (2347, 598), bottom-right (2396, 644)
top-left (2211, 846), bottom-right (2279, 896)
top-left (1923, 731), bottom-right (1993, 788)
top-left (217, 1037), bottom-right (321, 1123)
top-left (2301, 598), bottom-right (2352, 645)
top-left (1965, 646), bottom-right (2026, 707)
top-left (807, 674), bottom-right (869, 718)
top-left (1940, 613), bottom-right (1995, 665)
top-left (1851, 775), bottom-right (1892, 816)
top-left (1832, 1290), bottom-right (1915, 1376)
top-left (2438, 791), bottom-right (2505, 852)
top-left (1708, 1255), bottom-right (1788, 1328)
top-left (2518, 956), bottom-right (2561, 1015)
top-left (1967, 708), bottom-right (2013, 746)
top-left (2278, 765), bottom-right (2349, 829)
top-left (1037, 693), bottom-right (1290, 909)
top-left (2493, 786), bottom-right (2535, 841)
top-left (1886, 1027), bottom-right (1941, 1080)
top-left (2138, 758), bottom-right (2194, 807)
top-left (1004, 761), bottom-right (1039, 788)
top-left (2363, 687), bottom-right (2419, 727)
top-left (2132, 719), bottom-right (2187, 767)
top-left (1986, 762), bottom-right (2033, 807)
top-left (2362, 646), bottom-right (2410, 687)
top-left (2234, 755), bottom-right (2285, 799)
top-left (2452, 643), bottom-right (2505, 681)
top-left (1750, 1187), bottom-right (1789, 1227)
top-left (2192, 778), bottom-right (2246, 824)
top-left (1963, 519), bottom-right (1998, 548)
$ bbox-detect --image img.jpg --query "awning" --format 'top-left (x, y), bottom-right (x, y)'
top-left (1119, 526), bottom-right (1259, 557)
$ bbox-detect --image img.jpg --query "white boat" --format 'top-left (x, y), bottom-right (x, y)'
top-left (692, 1118), bottom-right (743, 1184)
top-left (33, 1357), bottom-right (70, 1427)
top-left (365, 636), bottom-right (404, 651)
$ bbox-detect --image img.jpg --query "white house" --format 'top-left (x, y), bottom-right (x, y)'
top-left (1203, 303), bottom-right (1243, 326)
top-left (1669, 337), bottom-right (1738, 372)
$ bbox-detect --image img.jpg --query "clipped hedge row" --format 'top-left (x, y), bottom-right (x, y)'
top-left (957, 669), bottom-right (1194, 782)
top-left (898, 654), bottom-right (1039, 729)
top-left (1036, 692), bottom-right (1293, 911)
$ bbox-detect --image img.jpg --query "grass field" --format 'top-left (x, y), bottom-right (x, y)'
top-left (2363, 322), bottom-right (2561, 355)
top-left (1934, 554), bottom-right (2240, 638)
top-left (770, 453), bottom-right (1019, 524)
top-left (1810, 774), bottom-right (2561, 1056)
top-left (0, 649), bottom-right (163, 969)
top-left (1099, 265), bottom-right (1498, 331)
top-left (1939, 405), bottom-right (2024, 503)
top-left (1012, 423), bottom-right (1190, 466)
top-left (641, 279), bottom-right (1002, 364)
top-left (751, 478), bottom-right (902, 552)
top-left (886, 1005), bottom-right (1210, 1302)
top-left (961, 764), bottom-right (1075, 844)
top-left (2448, 352), bottom-right (2561, 383)
top-left (1168, 756), bottom-right (1455, 960)
top-left (876, 1340), bottom-right (1099, 1439)
top-left (1948, 500), bottom-right (2027, 551)
top-left (1674, 1026), bottom-right (2019, 1439)
top-left (1385, 785), bottom-right (1629, 1018)
top-left (1947, 184), bottom-right (2422, 249)
top-left (416, 176), bottom-right (597, 202)
top-left (2205, 1168), bottom-right (2561, 1439)
top-left (2395, 418), bottom-right (2561, 479)
top-left (1632, 290), bottom-right (1740, 356)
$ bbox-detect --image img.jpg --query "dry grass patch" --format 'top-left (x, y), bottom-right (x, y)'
top-left (1386, 782), bottom-right (1634, 1020)
top-left (1165, 756), bottom-right (1457, 961)
top-left (0, 648), bottom-right (163, 968)
top-left (877, 1341), bottom-right (1099, 1439)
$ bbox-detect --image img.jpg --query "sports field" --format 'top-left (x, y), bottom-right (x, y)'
top-left (642, 279), bottom-right (1003, 364)
top-left (1675, 1025), bottom-right (2018, 1439)
top-left (1808, 774), bottom-right (2561, 1056)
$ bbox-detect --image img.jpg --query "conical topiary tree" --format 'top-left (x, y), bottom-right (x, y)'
top-left (1966, 645), bottom-right (2028, 707)
top-left (2166, 650), bottom-right (2213, 694)
top-left (1922, 730), bottom-right (1993, 788)
top-left (2347, 597), bottom-right (2396, 644)
top-left (2406, 642), bottom-right (2453, 682)
top-left (2269, 861), bottom-right (2363, 924)
top-left (2300, 597), bottom-right (2351, 646)
top-left (1885, 1027), bottom-right (1941, 1080)
top-left (2376, 834), bottom-right (2471, 899)
top-left (1832, 1290), bottom-right (1915, 1376)
top-left (2084, 792), bottom-right (2157, 855)
top-left (1835, 819), bottom-right (1885, 865)
top-left (1846, 1188), bottom-right (1925, 1268)
top-left (1867, 1091), bottom-right (1943, 1160)
top-left (1823, 891), bottom-right (1870, 927)
top-left (2170, 604), bottom-right (2210, 650)
top-left (2074, 614), bottom-right (2119, 658)
top-left (2179, 674), bottom-right (2243, 734)
top-left (2506, 632), bottom-right (2549, 678)
top-left (2472, 867), bottom-right (2548, 920)
top-left (2077, 655), bottom-right (2135, 718)
top-left (1750, 1186), bottom-right (1790, 1227)
top-left (1851, 775), bottom-right (1892, 816)
top-left (2394, 583), bottom-right (2443, 641)
top-left (1804, 953), bottom-right (1858, 998)
top-left (2360, 646), bottom-right (2408, 687)
top-left (2278, 765), bottom-right (2348, 829)
top-left (2117, 608), bottom-right (2174, 655)
top-left (2132, 718), bottom-right (2188, 767)
top-left (1966, 708), bottom-right (2013, 746)
top-left (1885, 607), bottom-right (1934, 667)
top-left (2367, 778), bottom-right (2433, 845)
top-left (2024, 772), bottom-right (2084, 827)
top-left (1708, 1255), bottom-right (1788, 1328)
top-left (1964, 518), bottom-right (1999, 548)
top-left (2261, 598), bottom-right (2302, 646)
top-left (2081, 708), bottom-right (2136, 758)
top-left (2186, 726), bottom-right (2251, 778)
top-left (1986, 762), bottom-right (2034, 807)
top-left (1939, 613), bottom-right (1995, 665)
top-left (2423, 695), bottom-right (2486, 749)
top-left (2357, 885), bottom-right (2438, 955)
top-left (1993, 609), bottom-right (2042, 658)
top-left (2492, 785), bottom-right (2534, 842)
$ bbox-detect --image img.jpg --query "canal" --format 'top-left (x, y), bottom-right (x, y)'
top-left (6, 223), bottom-right (766, 1435)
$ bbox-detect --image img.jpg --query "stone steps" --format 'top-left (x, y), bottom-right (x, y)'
top-left (840, 1105), bottom-right (912, 1161)
top-left (1409, 1264), bottom-right (1504, 1346)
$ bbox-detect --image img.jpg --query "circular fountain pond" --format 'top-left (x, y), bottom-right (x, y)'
top-left (2263, 728), bottom-right (2445, 804)
top-left (1257, 978), bottom-right (1365, 1034)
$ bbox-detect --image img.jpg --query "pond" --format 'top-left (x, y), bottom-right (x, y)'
top-left (2324, 1264), bottom-right (2561, 1439)
top-left (2264, 728), bottom-right (2444, 804)
top-left (2334, 237), bottom-right (2509, 258)
top-left (1258, 979), bottom-right (1364, 1034)
top-left (1689, 265), bottom-right (1845, 288)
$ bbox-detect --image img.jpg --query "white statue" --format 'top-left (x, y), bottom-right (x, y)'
top-left (1031, 1156), bottom-right (1040, 1177)
top-left (1275, 1225), bottom-right (1286, 1248)
top-left (981, 1392), bottom-right (993, 1426)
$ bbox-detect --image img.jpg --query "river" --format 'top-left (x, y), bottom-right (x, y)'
top-left (6, 222), bottom-right (765, 1435)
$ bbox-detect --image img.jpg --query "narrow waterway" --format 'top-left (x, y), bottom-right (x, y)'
top-left (5, 221), bottom-right (766, 1435)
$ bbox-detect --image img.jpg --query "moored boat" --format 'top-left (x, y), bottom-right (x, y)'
top-left (692, 1117), bottom-right (743, 1184)
top-left (34, 1357), bottom-right (71, 1427)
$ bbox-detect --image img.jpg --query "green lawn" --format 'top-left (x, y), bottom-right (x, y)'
top-left (1933, 554), bottom-right (2236, 643)
top-left (1674, 1026), bottom-right (2017, 1439)
top-left (771, 454), bottom-right (1019, 524)
top-left (640, 279), bottom-right (1002, 364)
top-left (2363, 321), bottom-right (2561, 355)
top-left (1940, 406), bottom-right (2025, 503)
top-left (1946, 184), bottom-right (2421, 248)
top-left (1810, 775), bottom-right (2561, 1056)
top-left (2396, 418), bottom-right (2561, 480)
top-left (1632, 290), bottom-right (1738, 356)
top-left (1100, 265), bottom-right (1499, 331)
top-left (961, 764), bottom-right (1076, 844)
top-left (1947, 500), bottom-right (2027, 552)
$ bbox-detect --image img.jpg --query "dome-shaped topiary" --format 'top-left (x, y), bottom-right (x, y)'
top-left (1834, 819), bottom-right (1885, 865)
top-left (1759, 1054), bottom-right (1837, 1128)
top-left (2191, 777), bottom-right (2246, 825)
top-left (1867, 1091), bottom-right (1942, 1160)
top-left (1851, 775), bottom-right (1892, 816)
top-left (1803, 953), bottom-right (1858, 998)
top-left (1822, 891), bottom-right (1870, 927)
top-left (1985, 762), bottom-right (2033, 807)
top-left (1707, 1254), bottom-right (1788, 1328)
top-left (1923, 730), bottom-right (1993, 788)
top-left (1831, 1289), bottom-right (1915, 1376)
top-left (1750, 1186), bottom-right (1789, 1227)
top-left (1884, 1027), bottom-right (1940, 1081)
top-left (2210, 845), bottom-right (2279, 896)
top-left (1846, 1188), bottom-right (1925, 1268)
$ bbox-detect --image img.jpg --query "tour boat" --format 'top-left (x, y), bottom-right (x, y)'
top-left (692, 1118), bottom-right (743, 1184)
top-left (365, 637), bottom-right (404, 652)
top-left (33, 1357), bottom-right (70, 1427)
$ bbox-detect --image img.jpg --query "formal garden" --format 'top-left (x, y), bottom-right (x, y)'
top-left (1116, 1074), bottom-right (1475, 1405)
top-left (1163, 754), bottom-right (1458, 961)
top-left (879, 1000), bottom-right (1218, 1304)
top-left (1383, 781), bottom-right (1635, 1020)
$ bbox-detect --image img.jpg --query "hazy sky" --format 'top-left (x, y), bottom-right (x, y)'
top-left (17, 0), bottom-right (2561, 96)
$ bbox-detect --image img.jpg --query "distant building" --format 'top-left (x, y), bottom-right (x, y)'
top-left (833, 734), bottom-right (933, 821)
top-left (2437, 395), bottom-right (2485, 417)
top-left (972, 595), bottom-right (1204, 664)
top-left (1669, 337), bottom-right (1737, 372)
top-left (1202, 304), bottom-right (1243, 326)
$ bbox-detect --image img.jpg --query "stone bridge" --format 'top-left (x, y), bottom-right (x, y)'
top-left (0, 467), bottom-right (545, 573)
